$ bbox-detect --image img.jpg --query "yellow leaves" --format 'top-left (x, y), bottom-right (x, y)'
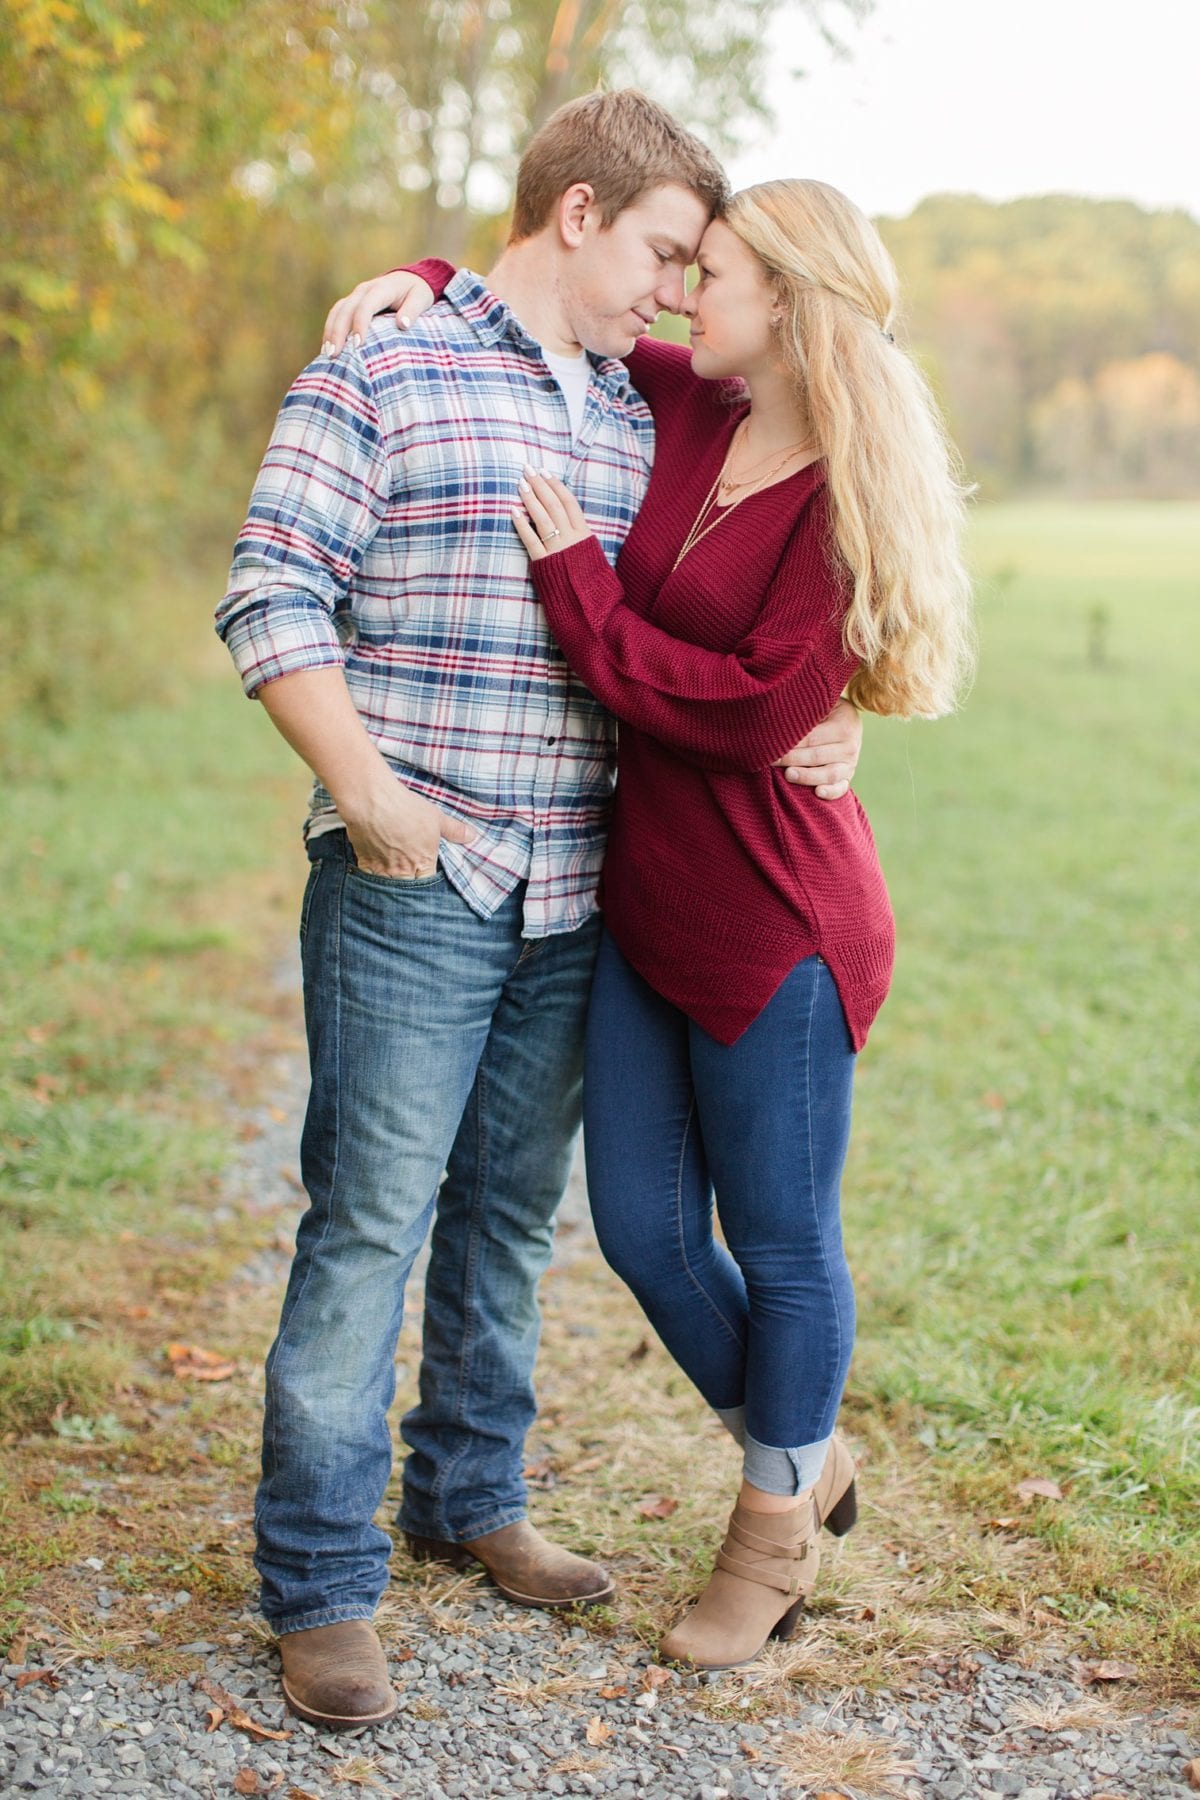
top-left (9, 0), bottom-right (81, 59)
top-left (111, 26), bottom-right (146, 58)
top-left (115, 173), bottom-right (184, 222)
top-left (90, 286), bottom-right (114, 337)
top-left (61, 364), bottom-right (106, 412)
top-left (3, 267), bottom-right (80, 314)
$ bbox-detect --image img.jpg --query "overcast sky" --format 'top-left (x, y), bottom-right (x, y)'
top-left (724, 0), bottom-right (1199, 220)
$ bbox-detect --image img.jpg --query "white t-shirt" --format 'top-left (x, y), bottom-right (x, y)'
top-left (542, 347), bottom-right (591, 442)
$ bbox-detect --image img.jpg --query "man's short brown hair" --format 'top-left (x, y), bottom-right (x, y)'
top-left (509, 89), bottom-right (729, 242)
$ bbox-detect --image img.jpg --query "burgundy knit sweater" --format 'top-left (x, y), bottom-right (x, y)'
top-left (406, 263), bottom-right (895, 1047)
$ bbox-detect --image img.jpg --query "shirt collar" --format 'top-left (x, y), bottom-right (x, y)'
top-left (446, 270), bottom-right (636, 399)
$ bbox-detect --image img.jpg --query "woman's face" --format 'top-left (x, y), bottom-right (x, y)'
top-left (680, 218), bottom-right (779, 380)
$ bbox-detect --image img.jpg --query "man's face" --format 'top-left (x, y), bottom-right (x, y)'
top-left (561, 182), bottom-right (712, 358)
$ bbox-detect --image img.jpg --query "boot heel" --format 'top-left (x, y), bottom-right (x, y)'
top-left (823, 1478), bottom-right (857, 1538)
top-left (768, 1597), bottom-right (805, 1642)
top-left (404, 1533), bottom-right (474, 1570)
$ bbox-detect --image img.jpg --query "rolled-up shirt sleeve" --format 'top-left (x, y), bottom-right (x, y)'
top-left (215, 351), bottom-right (392, 696)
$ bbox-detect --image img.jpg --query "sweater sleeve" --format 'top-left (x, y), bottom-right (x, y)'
top-left (398, 258), bottom-right (457, 301)
top-left (530, 529), bottom-right (857, 774)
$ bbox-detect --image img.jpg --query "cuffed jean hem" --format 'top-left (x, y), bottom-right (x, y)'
top-left (743, 1429), bottom-right (832, 1496)
top-left (269, 1603), bottom-right (379, 1636)
top-left (398, 1502), bottom-right (527, 1545)
top-left (715, 1405), bottom-right (747, 1446)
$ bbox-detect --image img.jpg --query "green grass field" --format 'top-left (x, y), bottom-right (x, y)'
top-left (0, 504), bottom-right (1196, 1686)
top-left (846, 501), bottom-right (1199, 1671)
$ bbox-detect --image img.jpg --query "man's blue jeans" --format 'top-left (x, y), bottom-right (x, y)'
top-left (254, 831), bottom-right (602, 1633)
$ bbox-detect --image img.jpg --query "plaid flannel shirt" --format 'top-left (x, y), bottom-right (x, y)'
top-left (216, 271), bottom-right (655, 936)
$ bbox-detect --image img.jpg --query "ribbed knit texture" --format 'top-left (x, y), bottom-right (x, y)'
top-left (405, 264), bottom-right (895, 1047)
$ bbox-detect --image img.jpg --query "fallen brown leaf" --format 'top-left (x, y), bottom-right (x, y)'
top-left (205, 1705), bottom-right (226, 1731)
top-left (1184, 1758), bottom-right (1200, 1790)
top-left (522, 1457), bottom-right (557, 1489)
top-left (234, 1772), bottom-right (263, 1795)
top-left (984, 1516), bottom-right (1021, 1532)
top-left (739, 1740), bottom-right (760, 1762)
top-left (637, 1495), bottom-right (679, 1519)
top-left (99, 1510), bottom-right (138, 1531)
top-left (288, 1789), bottom-right (324, 1800)
top-left (585, 1716), bottom-right (614, 1746)
top-left (167, 1343), bottom-right (237, 1382)
top-left (197, 1676), bottom-right (292, 1741)
top-left (626, 1337), bottom-right (651, 1363)
top-left (598, 1684), bottom-right (627, 1700)
top-left (1078, 1659), bottom-right (1138, 1684)
top-left (1016, 1476), bottom-right (1064, 1502)
top-left (641, 1665), bottom-right (672, 1690)
top-left (569, 1454), bottom-right (605, 1474)
top-left (15, 1669), bottom-right (60, 1690)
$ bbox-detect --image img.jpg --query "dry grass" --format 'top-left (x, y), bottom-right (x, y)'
top-left (552, 1750), bottom-right (611, 1775)
top-left (767, 1723), bottom-right (919, 1799)
top-left (1006, 1689), bottom-right (1115, 1733)
top-left (329, 1757), bottom-right (384, 1788)
top-left (493, 1669), bottom-right (597, 1708)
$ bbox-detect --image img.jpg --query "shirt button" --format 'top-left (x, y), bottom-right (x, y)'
top-left (545, 736), bottom-right (558, 746)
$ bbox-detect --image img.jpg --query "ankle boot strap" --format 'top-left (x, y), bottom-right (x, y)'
top-left (715, 1512), bottom-right (813, 1599)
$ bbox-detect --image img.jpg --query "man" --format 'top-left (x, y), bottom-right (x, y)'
top-left (217, 89), bottom-right (860, 1730)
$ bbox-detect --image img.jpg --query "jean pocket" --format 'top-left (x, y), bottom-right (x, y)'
top-left (346, 864), bottom-right (446, 890)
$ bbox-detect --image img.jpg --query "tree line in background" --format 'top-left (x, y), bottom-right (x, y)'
top-left (882, 195), bottom-right (1200, 500)
top-left (2, 0), bottom-right (1196, 726)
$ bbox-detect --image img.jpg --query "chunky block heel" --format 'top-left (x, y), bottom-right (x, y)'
top-left (768, 1596), bottom-right (806, 1642)
top-left (823, 1476), bottom-right (857, 1538)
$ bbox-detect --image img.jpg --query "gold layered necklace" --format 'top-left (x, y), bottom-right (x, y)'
top-left (672, 419), bottom-right (814, 572)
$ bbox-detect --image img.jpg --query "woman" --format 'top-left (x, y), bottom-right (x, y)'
top-left (325, 179), bottom-right (972, 1670)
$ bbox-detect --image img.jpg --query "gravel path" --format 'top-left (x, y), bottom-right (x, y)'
top-left (3, 960), bottom-right (1195, 1799)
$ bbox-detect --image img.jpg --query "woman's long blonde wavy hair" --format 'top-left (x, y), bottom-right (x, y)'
top-left (726, 179), bottom-right (974, 717)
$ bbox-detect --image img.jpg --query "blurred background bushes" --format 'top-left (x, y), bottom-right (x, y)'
top-left (2, 0), bottom-right (1197, 733)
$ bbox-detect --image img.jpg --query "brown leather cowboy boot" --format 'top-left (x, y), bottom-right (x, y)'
top-left (659, 1433), bottom-right (858, 1671)
top-left (405, 1519), bottom-right (614, 1609)
top-left (278, 1620), bottom-right (397, 1729)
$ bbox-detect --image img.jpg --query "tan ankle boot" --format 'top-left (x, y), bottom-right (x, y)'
top-left (812, 1431), bottom-right (858, 1536)
top-left (659, 1498), bottom-right (818, 1671)
top-left (660, 1434), bottom-right (858, 1672)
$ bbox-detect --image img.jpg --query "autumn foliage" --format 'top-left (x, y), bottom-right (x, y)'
top-left (2, 6), bottom-right (1196, 728)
